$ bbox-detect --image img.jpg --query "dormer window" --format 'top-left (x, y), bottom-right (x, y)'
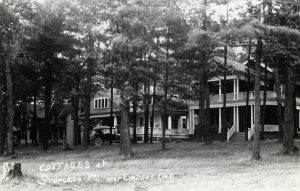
top-left (94, 98), bottom-right (108, 109)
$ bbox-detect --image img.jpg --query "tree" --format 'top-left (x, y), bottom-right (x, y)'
top-left (26, 1), bottom-right (78, 150)
top-left (0, 67), bottom-right (6, 155)
top-left (82, 32), bottom-right (94, 148)
top-left (0, 1), bottom-right (24, 155)
top-left (104, 0), bottom-right (152, 156)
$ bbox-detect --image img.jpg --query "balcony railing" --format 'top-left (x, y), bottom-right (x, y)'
top-left (210, 91), bottom-right (286, 103)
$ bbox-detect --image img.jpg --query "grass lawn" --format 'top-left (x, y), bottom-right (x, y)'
top-left (0, 140), bottom-right (300, 191)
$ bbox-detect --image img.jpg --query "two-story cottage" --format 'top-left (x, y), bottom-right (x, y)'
top-left (90, 88), bottom-right (189, 142)
top-left (188, 58), bottom-right (300, 141)
top-left (87, 58), bottom-right (300, 143)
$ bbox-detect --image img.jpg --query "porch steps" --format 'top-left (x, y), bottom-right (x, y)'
top-left (230, 132), bottom-right (247, 142)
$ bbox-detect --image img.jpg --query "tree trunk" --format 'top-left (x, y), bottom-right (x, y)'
top-left (119, 93), bottom-right (132, 157)
top-left (222, 46), bottom-right (227, 141)
top-left (72, 76), bottom-right (80, 145)
top-left (109, 74), bottom-right (114, 145)
top-left (5, 56), bottom-right (14, 155)
top-left (293, 86), bottom-right (298, 138)
top-left (197, 78), bottom-right (205, 141)
top-left (32, 89), bottom-right (38, 146)
top-left (281, 65), bottom-right (297, 154)
top-left (204, 74), bottom-right (210, 143)
top-left (261, 62), bottom-right (267, 140)
top-left (82, 33), bottom-right (94, 148)
top-left (244, 41), bottom-right (251, 141)
top-left (162, 36), bottom-right (170, 149)
top-left (162, 64), bottom-right (169, 150)
top-left (22, 103), bottom-right (27, 147)
top-left (83, 59), bottom-right (92, 148)
top-left (252, 38), bottom-right (262, 160)
top-left (143, 83), bottom-right (149, 143)
top-left (274, 67), bottom-right (283, 141)
top-left (150, 79), bottom-right (156, 143)
top-left (162, 99), bottom-right (167, 150)
top-left (43, 61), bottom-right (52, 151)
top-left (1, 162), bottom-right (22, 181)
top-left (132, 83), bottom-right (138, 144)
top-left (0, 94), bottom-right (4, 155)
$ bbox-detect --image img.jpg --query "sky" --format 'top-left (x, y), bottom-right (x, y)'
top-left (34, 0), bottom-right (262, 22)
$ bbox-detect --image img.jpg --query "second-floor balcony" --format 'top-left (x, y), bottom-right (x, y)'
top-left (210, 91), bottom-right (285, 104)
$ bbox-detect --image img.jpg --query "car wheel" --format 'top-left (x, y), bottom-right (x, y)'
top-left (94, 137), bottom-right (103, 146)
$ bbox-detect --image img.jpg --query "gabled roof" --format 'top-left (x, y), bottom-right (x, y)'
top-left (214, 56), bottom-right (247, 73)
top-left (89, 89), bottom-right (122, 116)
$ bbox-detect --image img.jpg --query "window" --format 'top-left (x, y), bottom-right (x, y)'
top-left (94, 98), bottom-right (109, 109)
top-left (139, 117), bottom-right (144, 127)
top-left (182, 117), bottom-right (187, 129)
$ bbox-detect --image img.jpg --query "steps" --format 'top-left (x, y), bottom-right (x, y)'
top-left (230, 132), bottom-right (247, 142)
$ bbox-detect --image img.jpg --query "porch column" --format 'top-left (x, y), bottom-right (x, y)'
top-left (236, 107), bottom-right (239, 132)
top-left (191, 109), bottom-right (195, 134)
top-left (250, 106), bottom-right (253, 126)
top-left (253, 105), bottom-right (255, 125)
top-left (114, 116), bottom-right (117, 127)
top-left (233, 107), bottom-right (236, 127)
top-left (219, 80), bottom-right (222, 101)
top-left (237, 78), bottom-right (239, 100)
top-left (233, 79), bottom-right (237, 99)
top-left (218, 107), bottom-right (222, 133)
top-left (187, 114), bottom-right (189, 130)
top-left (168, 115), bottom-right (172, 129)
top-left (189, 110), bottom-right (192, 134)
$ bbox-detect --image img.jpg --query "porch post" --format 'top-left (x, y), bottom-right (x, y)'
top-left (219, 80), bottom-right (222, 101)
top-left (233, 107), bottom-right (236, 127)
top-left (187, 110), bottom-right (190, 130)
top-left (218, 107), bottom-right (222, 133)
top-left (233, 79), bottom-right (236, 99)
top-left (114, 116), bottom-right (117, 127)
top-left (251, 105), bottom-right (253, 126)
top-left (253, 105), bottom-right (255, 125)
top-left (236, 107), bottom-right (239, 132)
top-left (191, 109), bottom-right (195, 134)
top-left (237, 78), bottom-right (239, 100)
top-left (168, 115), bottom-right (172, 129)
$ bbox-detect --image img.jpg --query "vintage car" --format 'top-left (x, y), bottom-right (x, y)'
top-left (89, 126), bottom-right (120, 146)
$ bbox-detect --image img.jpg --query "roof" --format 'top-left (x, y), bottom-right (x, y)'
top-left (215, 56), bottom-right (247, 73)
top-left (90, 102), bottom-right (121, 116)
top-left (89, 89), bottom-right (122, 116)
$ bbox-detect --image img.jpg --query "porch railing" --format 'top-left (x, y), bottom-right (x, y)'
top-left (239, 91), bottom-right (277, 100)
top-left (219, 93), bottom-right (235, 102)
top-left (227, 124), bottom-right (236, 141)
top-left (135, 128), bottom-right (189, 135)
top-left (248, 124), bottom-right (255, 140)
top-left (210, 91), bottom-right (287, 103)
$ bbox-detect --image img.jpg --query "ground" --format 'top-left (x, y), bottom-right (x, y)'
top-left (0, 140), bottom-right (300, 191)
